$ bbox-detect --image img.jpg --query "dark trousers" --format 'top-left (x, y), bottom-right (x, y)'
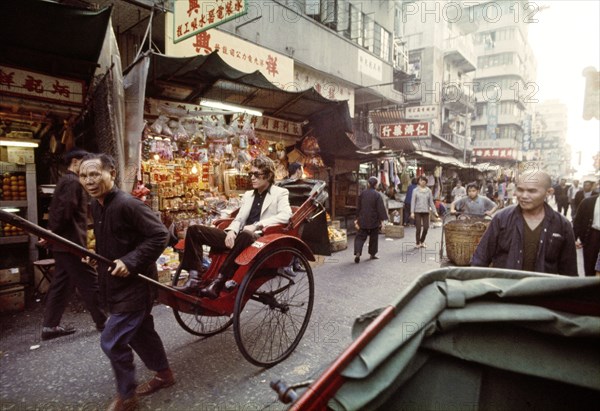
top-left (583, 229), bottom-right (600, 277)
top-left (43, 251), bottom-right (106, 328)
top-left (180, 225), bottom-right (256, 278)
top-left (354, 228), bottom-right (379, 257)
top-left (101, 307), bottom-right (169, 399)
top-left (557, 201), bottom-right (569, 216)
top-left (415, 212), bottom-right (430, 244)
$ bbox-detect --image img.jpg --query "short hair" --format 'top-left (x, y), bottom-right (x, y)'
top-left (368, 176), bottom-right (378, 188)
top-left (63, 148), bottom-right (88, 165)
top-left (81, 152), bottom-right (116, 172)
top-left (418, 175), bottom-right (428, 183)
top-left (518, 171), bottom-right (552, 189)
top-left (288, 162), bottom-right (303, 177)
top-left (250, 155), bottom-right (276, 184)
top-left (466, 183), bottom-right (479, 191)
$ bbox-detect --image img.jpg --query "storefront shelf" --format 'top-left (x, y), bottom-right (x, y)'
top-left (0, 201), bottom-right (28, 208)
top-left (0, 235), bottom-right (29, 245)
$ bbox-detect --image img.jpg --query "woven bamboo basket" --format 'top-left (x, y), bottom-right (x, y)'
top-left (444, 218), bottom-right (490, 266)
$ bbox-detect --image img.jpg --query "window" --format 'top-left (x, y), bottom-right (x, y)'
top-left (363, 13), bottom-right (374, 52)
top-left (349, 4), bottom-right (363, 45)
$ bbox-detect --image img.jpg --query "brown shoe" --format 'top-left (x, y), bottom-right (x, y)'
top-left (135, 369), bottom-right (175, 396)
top-left (106, 395), bottom-right (138, 411)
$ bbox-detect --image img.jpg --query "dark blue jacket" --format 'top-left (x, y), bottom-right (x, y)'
top-left (471, 203), bottom-right (577, 276)
top-left (357, 187), bottom-right (388, 230)
top-left (91, 187), bottom-right (169, 313)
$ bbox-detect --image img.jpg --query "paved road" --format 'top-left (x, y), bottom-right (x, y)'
top-left (0, 224), bottom-right (585, 410)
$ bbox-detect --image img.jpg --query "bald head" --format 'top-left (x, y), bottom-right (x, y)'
top-left (517, 170), bottom-right (552, 190)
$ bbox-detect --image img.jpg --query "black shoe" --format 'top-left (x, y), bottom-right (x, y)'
top-left (354, 255), bottom-right (360, 264)
top-left (370, 255), bottom-right (379, 260)
top-left (173, 270), bottom-right (201, 294)
top-left (199, 273), bottom-right (227, 299)
top-left (41, 325), bottom-right (76, 341)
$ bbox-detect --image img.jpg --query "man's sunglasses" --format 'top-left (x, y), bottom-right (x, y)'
top-left (248, 172), bottom-right (265, 178)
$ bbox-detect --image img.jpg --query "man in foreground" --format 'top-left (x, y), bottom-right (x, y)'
top-left (471, 171), bottom-right (577, 275)
top-left (79, 153), bottom-right (174, 411)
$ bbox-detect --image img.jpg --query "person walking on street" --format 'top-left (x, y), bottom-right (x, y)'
top-left (403, 178), bottom-right (417, 226)
top-left (471, 171), bottom-right (577, 276)
top-left (553, 178), bottom-right (569, 217)
top-left (450, 183), bottom-right (498, 217)
top-left (410, 176), bottom-right (439, 248)
top-left (451, 180), bottom-right (466, 202)
top-left (568, 179), bottom-right (581, 219)
top-left (354, 177), bottom-right (388, 263)
top-left (40, 148), bottom-right (107, 341)
top-left (573, 193), bottom-right (600, 277)
top-left (79, 153), bottom-right (174, 411)
top-left (573, 178), bottom-right (596, 216)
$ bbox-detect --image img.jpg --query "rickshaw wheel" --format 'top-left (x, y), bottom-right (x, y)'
top-left (171, 264), bottom-right (233, 336)
top-left (233, 247), bottom-right (314, 367)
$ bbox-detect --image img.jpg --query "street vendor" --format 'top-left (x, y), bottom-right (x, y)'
top-left (175, 156), bottom-right (292, 298)
top-left (450, 183), bottom-right (498, 217)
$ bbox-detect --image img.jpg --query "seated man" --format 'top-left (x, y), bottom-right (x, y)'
top-left (450, 182), bottom-right (498, 217)
top-left (176, 156), bottom-right (292, 298)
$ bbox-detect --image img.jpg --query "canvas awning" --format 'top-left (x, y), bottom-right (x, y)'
top-left (0, 0), bottom-right (112, 84)
top-left (410, 150), bottom-right (471, 169)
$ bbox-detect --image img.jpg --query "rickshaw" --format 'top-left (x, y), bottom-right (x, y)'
top-left (271, 267), bottom-right (600, 410)
top-left (0, 180), bottom-right (329, 368)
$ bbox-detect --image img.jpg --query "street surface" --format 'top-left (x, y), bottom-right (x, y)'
top-left (0, 225), bottom-right (585, 410)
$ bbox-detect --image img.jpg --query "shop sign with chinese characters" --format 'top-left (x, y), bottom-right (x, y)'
top-left (166, 25), bottom-right (293, 86)
top-left (173, 0), bottom-right (248, 43)
top-left (0, 65), bottom-right (85, 106)
top-left (473, 148), bottom-right (516, 160)
top-left (380, 122), bottom-right (430, 138)
top-left (358, 49), bottom-right (383, 82)
top-left (253, 116), bottom-right (302, 137)
top-left (405, 105), bottom-right (438, 120)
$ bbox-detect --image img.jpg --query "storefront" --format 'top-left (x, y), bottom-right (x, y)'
top-left (0, 0), bottom-right (114, 307)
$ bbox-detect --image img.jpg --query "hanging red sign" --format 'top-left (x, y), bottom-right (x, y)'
top-left (380, 122), bottom-right (430, 138)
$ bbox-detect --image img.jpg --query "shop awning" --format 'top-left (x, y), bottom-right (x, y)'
top-left (412, 150), bottom-right (470, 169)
top-left (0, 0), bottom-right (112, 83)
top-left (142, 51), bottom-right (349, 124)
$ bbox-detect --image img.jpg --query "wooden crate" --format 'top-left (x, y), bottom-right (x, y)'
top-left (0, 267), bottom-right (22, 287)
top-left (0, 285), bottom-right (25, 313)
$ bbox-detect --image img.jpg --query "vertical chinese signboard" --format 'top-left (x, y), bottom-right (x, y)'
top-left (173, 0), bottom-right (248, 44)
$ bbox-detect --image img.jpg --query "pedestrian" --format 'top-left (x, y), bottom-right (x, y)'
top-left (573, 193), bottom-right (600, 277)
top-left (506, 178), bottom-right (516, 205)
top-left (545, 187), bottom-right (558, 210)
top-left (353, 177), bottom-right (388, 263)
top-left (451, 180), bottom-right (466, 202)
top-left (410, 175), bottom-right (439, 249)
top-left (568, 179), bottom-right (581, 219)
top-left (450, 183), bottom-right (498, 217)
top-left (40, 148), bottom-right (107, 341)
top-left (403, 178), bottom-right (417, 227)
top-left (486, 180), bottom-right (494, 201)
top-left (175, 156), bottom-right (292, 297)
top-left (79, 153), bottom-right (174, 411)
top-left (553, 178), bottom-right (569, 216)
top-left (471, 171), bottom-right (577, 275)
top-left (287, 161), bottom-right (303, 180)
top-left (573, 177), bottom-right (596, 215)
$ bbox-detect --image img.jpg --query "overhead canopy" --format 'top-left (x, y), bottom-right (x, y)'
top-left (137, 51), bottom-right (367, 161)
top-left (142, 51), bottom-right (350, 124)
top-left (0, 0), bottom-right (112, 83)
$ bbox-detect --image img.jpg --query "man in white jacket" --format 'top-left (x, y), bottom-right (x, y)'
top-left (176, 156), bottom-right (292, 298)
